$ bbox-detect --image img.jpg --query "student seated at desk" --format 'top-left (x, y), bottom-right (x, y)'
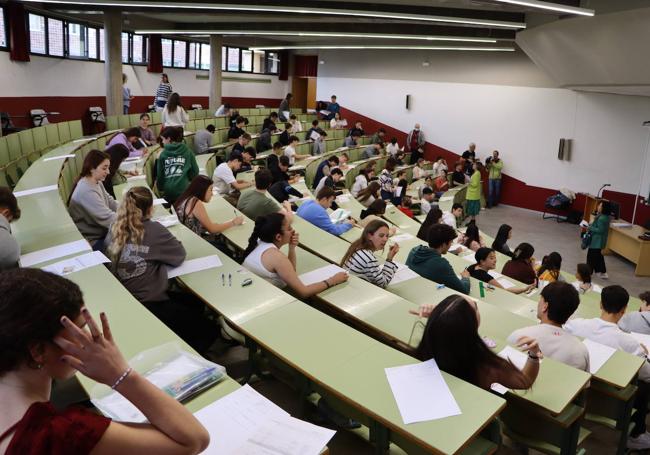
top-left (338, 153), bottom-right (350, 170)
top-left (106, 186), bottom-right (219, 354)
top-left (107, 127), bottom-right (145, 158)
top-left (433, 171), bottom-right (449, 196)
top-left (227, 117), bottom-right (246, 142)
top-left (433, 156), bottom-right (448, 178)
top-left (507, 282), bottom-right (588, 371)
top-left (370, 128), bottom-right (386, 145)
top-left (243, 212), bottom-right (348, 296)
top-left (296, 187), bottom-right (354, 236)
top-left (174, 175), bottom-right (243, 236)
top-left (103, 144), bottom-right (133, 198)
top-left (406, 224), bottom-right (471, 294)
top-left (419, 187), bottom-right (436, 216)
top-left (0, 187), bottom-right (20, 270)
top-left (229, 133), bottom-right (252, 160)
top-left (379, 158), bottom-right (397, 200)
top-left (572, 263), bottom-right (594, 294)
top-left (305, 120), bottom-right (324, 142)
top-left (415, 294), bottom-right (539, 390)
top-left (278, 122), bottom-right (293, 146)
top-left (359, 200), bottom-right (396, 235)
top-left (348, 121), bottom-right (364, 138)
top-left (398, 197), bottom-right (414, 219)
top-left (461, 221), bottom-right (485, 252)
top-left (0, 269), bottom-right (210, 455)
top-left (284, 135), bottom-right (310, 166)
top-left (137, 113), bottom-right (156, 148)
top-left (313, 155), bottom-right (340, 190)
top-left (289, 114), bottom-right (302, 132)
top-left (262, 112), bottom-right (279, 133)
top-left (392, 171), bottom-right (408, 206)
top-left (417, 176), bottom-right (433, 200)
top-left (212, 154), bottom-right (253, 205)
top-left (341, 219), bottom-right (399, 288)
top-left (356, 181), bottom-right (380, 208)
top-left (362, 142), bottom-right (382, 160)
top-left (537, 252), bottom-right (564, 283)
top-left (230, 146), bottom-right (256, 175)
top-left (314, 168), bottom-right (344, 195)
top-left (351, 167), bottom-right (374, 198)
top-left (441, 203), bottom-right (463, 229)
top-left (618, 291), bottom-right (650, 334)
top-left (502, 243), bottom-right (537, 286)
top-left (386, 138), bottom-right (404, 163)
top-left (271, 156), bottom-right (299, 185)
top-left (193, 124), bottom-right (215, 154)
top-left (237, 170), bottom-right (289, 220)
top-left (417, 207), bottom-right (443, 242)
top-left (412, 158), bottom-right (428, 180)
top-left (344, 131), bottom-right (360, 148)
top-left (269, 179), bottom-right (304, 205)
top-left (156, 127), bottom-right (199, 205)
top-left (451, 162), bottom-right (467, 187)
top-left (68, 149), bottom-right (117, 251)
top-left (565, 285), bottom-right (650, 450)
top-left (492, 223), bottom-right (514, 257)
top-left (266, 142), bottom-right (283, 173)
top-left (330, 112), bottom-right (346, 129)
top-left (468, 248), bottom-right (534, 295)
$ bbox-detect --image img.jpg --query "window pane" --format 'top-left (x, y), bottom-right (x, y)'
top-left (227, 47), bottom-right (240, 72)
top-left (143, 36), bottom-right (148, 63)
top-left (29, 14), bottom-right (46, 54)
top-left (221, 46), bottom-right (226, 71)
top-left (47, 18), bottom-right (64, 57)
top-left (161, 38), bottom-right (172, 66)
top-left (267, 52), bottom-right (279, 73)
top-left (88, 27), bottom-right (97, 59)
top-left (121, 32), bottom-right (129, 63)
top-left (132, 34), bottom-right (143, 63)
top-left (241, 49), bottom-right (252, 72)
top-left (200, 43), bottom-right (210, 70)
top-left (0, 7), bottom-right (6, 48)
top-left (188, 42), bottom-right (197, 68)
top-left (173, 40), bottom-right (186, 67)
top-left (68, 23), bottom-right (87, 58)
top-left (99, 28), bottom-right (105, 61)
top-left (253, 51), bottom-right (265, 73)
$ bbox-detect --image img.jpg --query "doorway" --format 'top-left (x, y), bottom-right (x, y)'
top-left (291, 77), bottom-right (317, 110)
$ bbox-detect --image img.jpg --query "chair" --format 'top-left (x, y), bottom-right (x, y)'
top-left (0, 112), bottom-right (24, 135)
top-left (191, 104), bottom-right (203, 110)
top-left (30, 109), bottom-right (50, 127)
top-left (88, 107), bottom-right (106, 134)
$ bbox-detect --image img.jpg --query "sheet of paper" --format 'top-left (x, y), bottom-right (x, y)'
top-left (390, 266), bottom-right (420, 285)
top-left (336, 194), bottom-right (351, 204)
top-left (153, 214), bottom-right (179, 227)
top-left (497, 346), bottom-right (528, 371)
top-left (299, 264), bottom-right (347, 287)
top-left (488, 270), bottom-right (503, 279)
top-left (394, 186), bottom-right (404, 197)
top-left (43, 154), bottom-right (76, 162)
top-left (20, 239), bottom-right (91, 268)
top-left (41, 251), bottom-right (110, 276)
top-left (497, 277), bottom-right (516, 289)
top-left (385, 359), bottom-right (461, 424)
top-left (13, 184), bottom-right (58, 198)
top-left (448, 243), bottom-right (463, 253)
top-left (310, 130), bottom-right (321, 141)
top-left (167, 255), bottom-right (223, 278)
top-left (630, 332), bottom-right (650, 353)
top-left (583, 339), bottom-right (617, 374)
top-left (153, 198), bottom-right (167, 206)
top-left (391, 233), bottom-right (414, 243)
top-left (462, 253), bottom-right (476, 263)
top-left (127, 174), bottom-right (146, 181)
top-left (282, 110), bottom-right (291, 120)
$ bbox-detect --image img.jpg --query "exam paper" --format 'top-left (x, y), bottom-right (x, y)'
top-left (153, 214), bottom-right (179, 227)
top-left (496, 277), bottom-right (516, 289)
top-left (299, 264), bottom-right (347, 287)
top-left (630, 332), bottom-right (650, 353)
top-left (20, 239), bottom-right (91, 268)
top-left (42, 251), bottom-right (110, 276)
top-left (385, 359), bottom-right (461, 424)
top-left (153, 198), bottom-right (167, 206)
top-left (390, 233), bottom-right (414, 243)
top-left (390, 262), bottom-right (420, 285)
top-left (583, 339), bottom-right (616, 374)
top-left (13, 184), bottom-right (58, 198)
top-left (461, 253), bottom-right (476, 263)
top-left (497, 346), bottom-right (528, 371)
top-left (488, 270), bottom-right (503, 279)
top-left (167, 255), bottom-right (223, 278)
top-left (43, 154), bottom-right (76, 162)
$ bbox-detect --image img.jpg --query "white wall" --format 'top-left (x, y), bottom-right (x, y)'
top-left (316, 50), bottom-right (650, 197)
top-left (0, 52), bottom-right (289, 99)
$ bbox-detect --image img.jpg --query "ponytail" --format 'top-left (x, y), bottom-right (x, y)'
top-left (107, 187), bottom-right (153, 264)
top-left (244, 213), bottom-right (285, 257)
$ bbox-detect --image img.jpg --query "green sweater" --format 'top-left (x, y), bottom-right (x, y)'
top-left (488, 159), bottom-right (503, 180)
top-left (405, 246), bottom-right (470, 294)
top-left (466, 170), bottom-right (481, 201)
top-left (588, 214), bottom-right (610, 249)
top-left (156, 142), bottom-right (199, 202)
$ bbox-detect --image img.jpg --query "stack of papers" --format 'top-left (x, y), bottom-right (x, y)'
top-left (299, 264), bottom-right (347, 287)
top-left (167, 255), bottom-right (223, 278)
top-left (329, 208), bottom-right (351, 224)
top-left (20, 239), bottom-right (91, 268)
top-left (582, 339), bottom-right (616, 374)
top-left (42, 251), bottom-right (110, 276)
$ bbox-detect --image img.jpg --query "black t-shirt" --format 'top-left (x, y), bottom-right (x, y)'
top-left (462, 150), bottom-right (475, 161)
top-left (279, 130), bottom-right (290, 146)
top-left (263, 119), bottom-right (277, 132)
top-left (452, 171), bottom-right (466, 185)
top-left (269, 180), bottom-right (302, 203)
top-left (267, 154), bottom-right (279, 172)
top-left (467, 264), bottom-right (493, 283)
top-left (229, 143), bottom-right (245, 159)
top-left (271, 166), bottom-right (290, 184)
top-left (228, 127), bottom-right (245, 140)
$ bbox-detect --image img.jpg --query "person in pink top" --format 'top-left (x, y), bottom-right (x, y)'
top-left (106, 127), bottom-right (147, 158)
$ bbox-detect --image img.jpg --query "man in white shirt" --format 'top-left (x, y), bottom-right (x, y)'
top-left (212, 155), bottom-right (253, 204)
top-left (508, 282), bottom-right (588, 371)
top-left (432, 156), bottom-right (448, 178)
top-left (420, 188), bottom-right (436, 215)
top-left (564, 285), bottom-right (650, 450)
top-left (619, 291), bottom-right (650, 334)
top-left (442, 203), bottom-right (464, 229)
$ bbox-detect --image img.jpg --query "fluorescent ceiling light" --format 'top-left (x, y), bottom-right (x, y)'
top-left (133, 30), bottom-right (499, 43)
top-left (21, 0), bottom-right (527, 28)
top-left (249, 45), bottom-right (515, 51)
top-left (491, 0), bottom-right (594, 16)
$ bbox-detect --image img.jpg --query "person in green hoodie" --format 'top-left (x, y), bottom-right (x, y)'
top-left (586, 201), bottom-right (612, 279)
top-left (406, 223), bottom-right (471, 294)
top-left (465, 160), bottom-right (484, 222)
top-left (156, 127), bottom-right (199, 204)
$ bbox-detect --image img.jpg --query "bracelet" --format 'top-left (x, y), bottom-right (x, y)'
top-left (111, 367), bottom-right (133, 389)
top-left (323, 279), bottom-right (330, 289)
top-left (527, 352), bottom-right (541, 362)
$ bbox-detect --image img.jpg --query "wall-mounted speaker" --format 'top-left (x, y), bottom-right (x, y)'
top-left (406, 94), bottom-right (411, 110)
top-left (558, 138), bottom-right (572, 161)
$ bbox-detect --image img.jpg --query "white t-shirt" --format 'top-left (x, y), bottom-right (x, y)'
top-left (386, 143), bottom-right (401, 157)
top-left (212, 162), bottom-right (236, 195)
top-left (441, 211), bottom-right (457, 228)
top-left (508, 323), bottom-right (590, 372)
top-left (314, 176), bottom-right (329, 196)
top-left (421, 200), bottom-right (433, 215)
top-left (565, 317), bottom-right (650, 381)
top-left (433, 162), bottom-right (448, 178)
top-left (284, 145), bottom-right (297, 165)
top-left (351, 175), bottom-right (367, 197)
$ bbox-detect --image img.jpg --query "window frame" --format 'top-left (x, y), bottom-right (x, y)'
top-left (66, 21), bottom-right (89, 60)
top-left (0, 6), bottom-right (7, 50)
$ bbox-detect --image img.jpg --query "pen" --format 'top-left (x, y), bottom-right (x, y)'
top-left (221, 273), bottom-right (225, 286)
top-left (228, 273), bottom-right (232, 287)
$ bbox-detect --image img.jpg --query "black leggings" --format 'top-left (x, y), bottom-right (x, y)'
top-left (587, 248), bottom-right (607, 274)
top-left (632, 380), bottom-right (650, 437)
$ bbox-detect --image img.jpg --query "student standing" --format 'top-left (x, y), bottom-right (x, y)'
top-left (122, 73), bottom-right (135, 114)
top-left (0, 187), bottom-right (20, 270)
top-left (586, 201), bottom-right (612, 279)
top-left (415, 294), bottom-right (540, 390)
top-left (486, 150), bottom-right (504, 208)
top-left (156, 127), bottom-right (199, 204)
top-left (68, 150), bottom-right (117, 250)
top-left (341, 219), bottom-right (399, 288)
top-left (278, 94), bottom-right (292, 121)
top-left (153, 73), bottom-right (173, 111)
top-left (237, 170), bottom-right (288, 220)
top-left (296, 187), bottom-right (353, 236)
top-left (161, 93), bottom-right (189, 129)
top-left (406, 124), bottom-right (426, 164)
top-left (406, 224), bottom-right (471, 294)
top-left (491, 223), bottom-right (514, 257)
top-left (0, 268), bottom-right (210, 455)
top-left (325, 95), bottom-right (340, 120)
top-left (465, 161), bottom-right (483, 221)
top-left (502, 243), bottom-right (538, 286)
top-left (467, 247), bottom-right (534, 294)
top-left (507, 282), bottom-right (588, 371)
top-left (243, 212), bottom-right (348, 295)
top-left (619, 291), bottom-right (650, 334)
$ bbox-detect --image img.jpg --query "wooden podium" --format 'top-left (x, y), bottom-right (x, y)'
top-left (581, 194), bottom-right (603, 222)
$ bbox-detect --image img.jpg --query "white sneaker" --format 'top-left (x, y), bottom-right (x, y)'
top-left (628, 431), bottom-right (650, 450)
top-left (600, 273), bottom-right (609, 279)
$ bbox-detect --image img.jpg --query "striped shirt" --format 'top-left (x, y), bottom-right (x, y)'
top-left (343, 249), bottom-right (398, 288)
top-left (155, 82), bottom-right (173, 103)
top-left (379, 169), bottom-right (394, 193)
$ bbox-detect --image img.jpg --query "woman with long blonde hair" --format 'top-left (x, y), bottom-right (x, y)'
top-left (106, 186), bottom-right (218, 353)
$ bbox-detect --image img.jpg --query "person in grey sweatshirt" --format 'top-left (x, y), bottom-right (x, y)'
top-left (619, 291), bottom-right (650, 334)
top-left (67, 150), bottom-right (117, 250)
top-left (0, 187), bottom-right (20, 270)
top-left (105, 186), bottom-right (218, 353)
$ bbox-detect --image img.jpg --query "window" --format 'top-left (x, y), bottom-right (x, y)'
top-left (173, 40), bottom-right (186, 67)
top-left (221, 46), bottom-right (226, 71)
top-left (29, 14), bottom-right (46, 54)
top-left (161, 38), bottom-right (172, 66)
top-left (188, 42), bottom-right (198, 68)
top-left (68, 22), bottom-right (87, 58)
top-left (99, 28), bottom-right (105, 61)
top-left (200, 43), bottom-right (210, 70)
top-left (253, 51), bottom-right (265, 73)
top-left (241, 49), bottom-right (252, 72)
top-left (227, 47), bottom-right (240, 71)
top-left (48, 18), bottom-right (64, 56)
top-left (88, 27), bottom-right (97, 59)
top-left (266, 52), bottom-right (279, 74)
top-left (121, 32), bottom-right (129, 63)
top-left (0, 7), bottom-right (7, 48)
top-left (132, 34), bottom-right (144, 63)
